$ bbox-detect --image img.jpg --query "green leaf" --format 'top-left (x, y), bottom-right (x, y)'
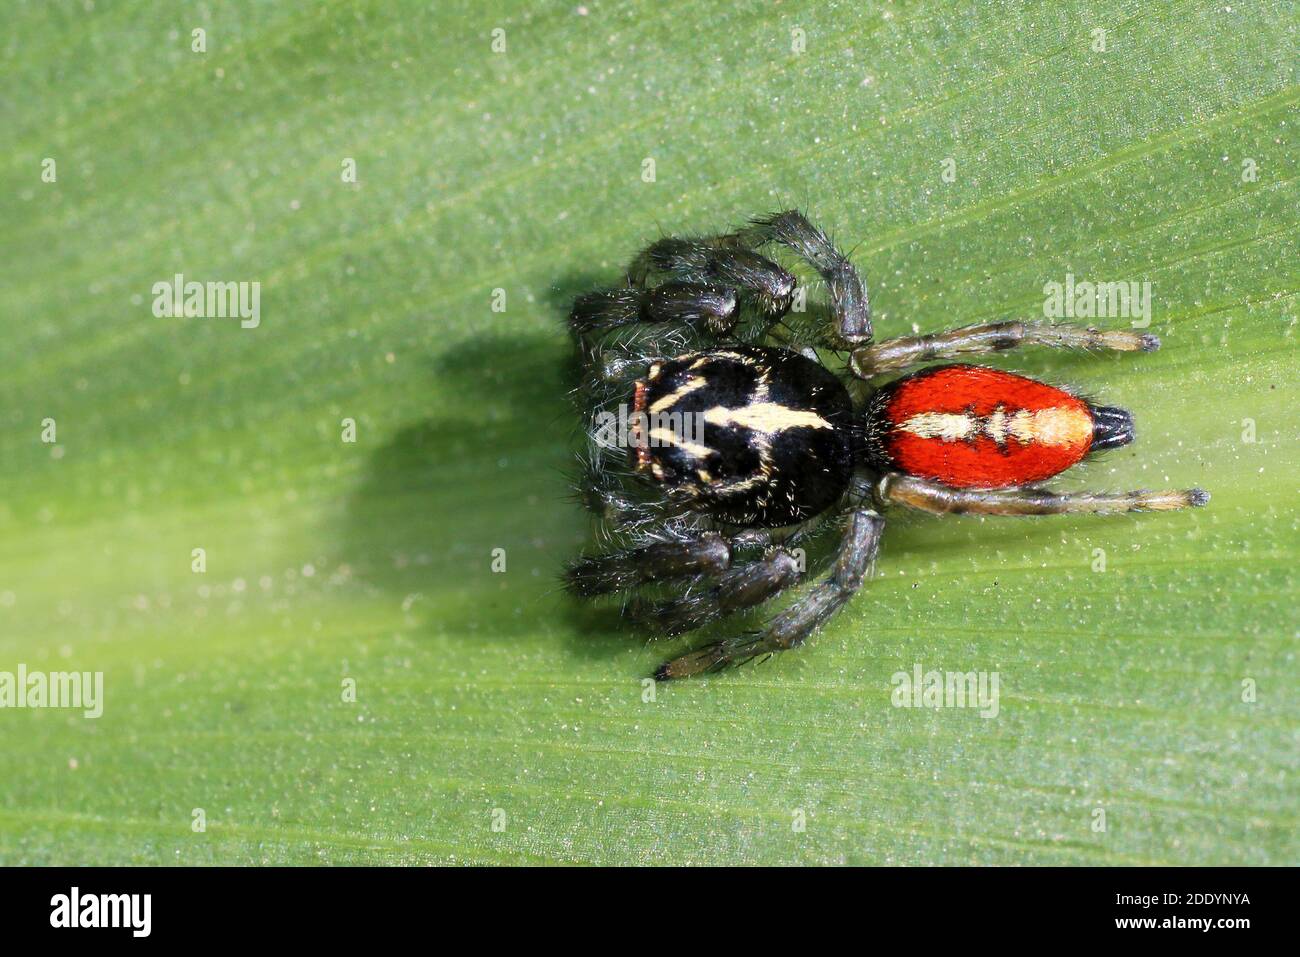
top-left (1, 0), bottom-right (1295, 865)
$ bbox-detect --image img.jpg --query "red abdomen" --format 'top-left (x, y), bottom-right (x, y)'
top-left (879, 365), bottom-right (1094, 488)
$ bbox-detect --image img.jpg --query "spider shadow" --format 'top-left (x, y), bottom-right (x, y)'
top-left (338, 271), bottom-right (646, 664)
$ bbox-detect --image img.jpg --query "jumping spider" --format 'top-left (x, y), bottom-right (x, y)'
top-left (564, 210), bottom-right (1208, 680)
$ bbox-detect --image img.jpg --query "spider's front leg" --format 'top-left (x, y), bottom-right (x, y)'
top-left (849, 320), bottom-right (1159, 378)
top-left (879, 474), bottom-right (1209, 515)
top-left (564, 531), bottom-right (733, 597)
top-left (626, 236), bottom-right (797, 321)
top-left (655, 509), bottom-right (885, 680)
top-left (570, 282), bottom-right (739, 338)
top-left (628, 544), bottom-right (804, 637)
top-left (733, 209), bottom-right (872, 347)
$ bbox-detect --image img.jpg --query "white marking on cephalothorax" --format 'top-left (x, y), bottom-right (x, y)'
top-left (704, 402), bottom-right (832, 434)
top-left (708, 458), bottom-right (774, 498)
top-left (708, 350), bottom-right (759, 364)
top-left (648, 427), bottom-right (713, 462)
top-left (648, 375), bottom-right (707, 414)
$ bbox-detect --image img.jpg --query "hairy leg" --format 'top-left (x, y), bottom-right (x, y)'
top-left (849, 320), bottom-right (1159, 378)
top-left (879, 473), bottom-right (1209, 516)
top-left (655, 509), bottom-right (885, 679)
top-left (570, 282), bottom-right (739, 337)
top-left (629, 546), bottom-right (803, 637)
top-left (734, 210), bottom-right (871, 346)
top-left (564, 531), bottom-right (732, 597)
top-left (626, 237), bottom-right (795, 318)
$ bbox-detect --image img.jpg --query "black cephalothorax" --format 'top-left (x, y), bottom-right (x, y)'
top-left (630, 346), bottom-right (856, 528)
top-left (564, 210), bottom-right (1207, 680)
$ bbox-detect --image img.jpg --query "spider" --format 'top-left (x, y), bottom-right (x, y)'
top-left (564, 210), bottom-right (1208, 680)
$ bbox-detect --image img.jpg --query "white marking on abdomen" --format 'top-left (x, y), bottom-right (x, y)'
top-left (900, 406), bottom-right (1091, 447)
top-left (898, 411), bottom-right (977, 441)
top-left (1007, 408), bottom-right (1091, 446)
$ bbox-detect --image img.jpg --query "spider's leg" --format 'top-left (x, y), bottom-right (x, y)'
top-left (626, 237), bottom-right (796, 320)
top-left (570, 282), bottom-right (739, 338)
top-left (733, 209), bottom-right (871, 347)
top-left (572, 457), bottom-right (658, 525)
top-left (878, 473), bottom-right (1209, 516)
top-left (762, 318), bottom-right (823, 361)
top-left (628, 545), bottom-right (803, 637)
top-left (849, 320), bottom-right (1160, 378)
top-left (655, 509), bottom-right (885, 680)
top-left (588, 347), bottom-right (672, 389)
top-left (564, 531), bottom-right (732, 597)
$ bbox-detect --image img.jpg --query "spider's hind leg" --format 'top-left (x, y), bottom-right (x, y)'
top-left (879, 474), bottom-right (1209, 515)
top-left (849, 320), bottom-right (1160, 378)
